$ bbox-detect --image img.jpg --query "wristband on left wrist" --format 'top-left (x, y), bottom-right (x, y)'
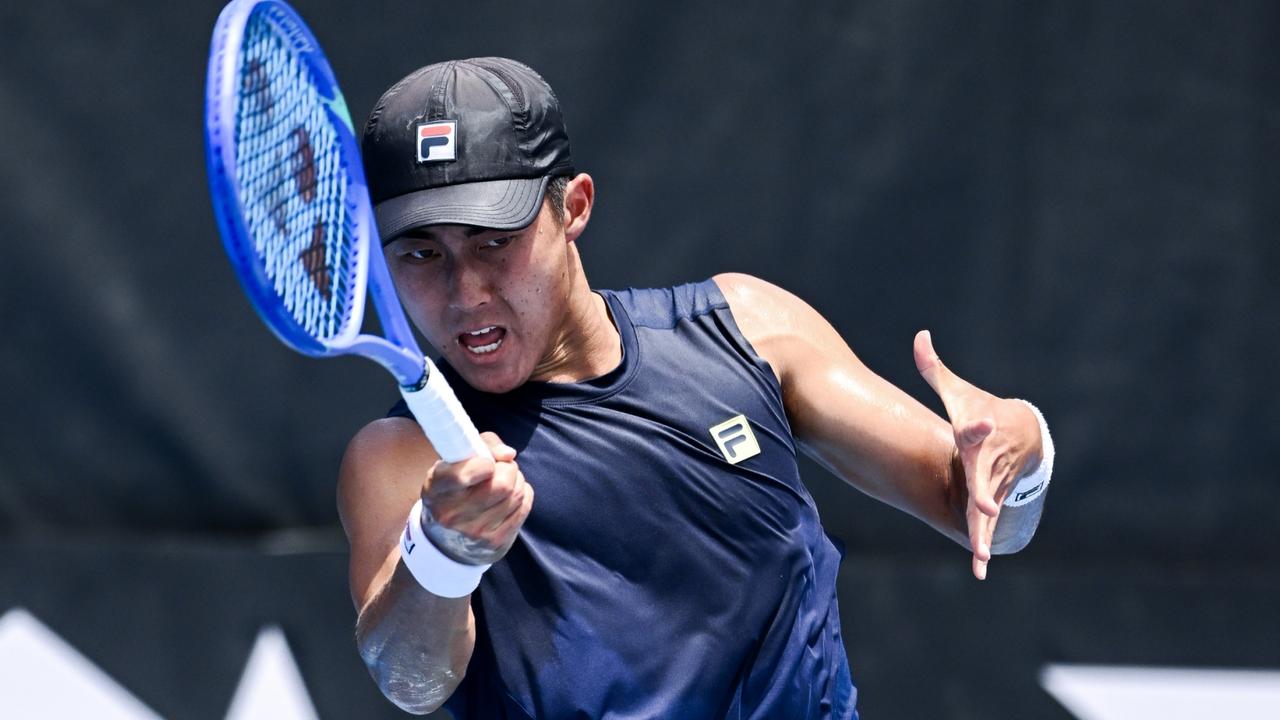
top-left (1004, 400), bottom-right (1054, 508)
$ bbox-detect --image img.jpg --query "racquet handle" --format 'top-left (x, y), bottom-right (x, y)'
top-left (400, 359), bottom-right (492, 463)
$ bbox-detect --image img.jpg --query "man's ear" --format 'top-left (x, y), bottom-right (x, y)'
top-left (561, 173), bottom-right (594, 242)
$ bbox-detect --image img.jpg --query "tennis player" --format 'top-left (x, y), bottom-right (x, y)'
top-left (338, 58), bottom-right (1054, 718)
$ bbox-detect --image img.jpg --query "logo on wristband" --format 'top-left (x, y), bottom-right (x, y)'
top-left (402, 520), bottom-right (416, 554)
top-left (1014, 482), bottom-right (1044, 503)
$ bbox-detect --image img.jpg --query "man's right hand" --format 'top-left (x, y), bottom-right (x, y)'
top-left (420, 432), bottom-right (534, 566)
top-left (340, 420), bottom-right (503, 713)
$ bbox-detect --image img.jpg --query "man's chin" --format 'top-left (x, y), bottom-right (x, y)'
top-left (450, 361), bottom-right (527, 395)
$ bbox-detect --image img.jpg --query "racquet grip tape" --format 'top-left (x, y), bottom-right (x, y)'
top-left (400, 361), bottom-right (492, 463)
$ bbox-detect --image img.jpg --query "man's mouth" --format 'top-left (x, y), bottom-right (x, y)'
top-left (457, 325), bottom-right (507, 355)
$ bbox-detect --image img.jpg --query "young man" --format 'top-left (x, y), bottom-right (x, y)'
top-left (339, 58), bottom-right (1054, 718)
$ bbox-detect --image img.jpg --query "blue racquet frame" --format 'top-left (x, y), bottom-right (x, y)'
top-left (205, 0), bottom-right (488, 464)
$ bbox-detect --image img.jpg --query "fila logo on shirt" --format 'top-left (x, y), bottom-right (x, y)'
top-left (416, 121), bottom-right (457, 162)
top-left (709, 414), bottom-right (761, 464)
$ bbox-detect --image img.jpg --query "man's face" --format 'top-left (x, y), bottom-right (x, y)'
top-left (383, 203), bottom-right (573, 394)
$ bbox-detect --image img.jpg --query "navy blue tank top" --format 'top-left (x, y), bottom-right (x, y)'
top-left (388, 279), bottom-right (856, 719)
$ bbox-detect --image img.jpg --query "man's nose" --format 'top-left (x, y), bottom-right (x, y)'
top-left (447, 257), bottom-right (491, 311)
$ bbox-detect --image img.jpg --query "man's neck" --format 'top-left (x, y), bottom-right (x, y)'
top-left (528, 256), bottom-right (622, 384)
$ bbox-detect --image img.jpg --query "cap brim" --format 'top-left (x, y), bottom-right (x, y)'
top-left (375, 176), bottom-right (549, 243)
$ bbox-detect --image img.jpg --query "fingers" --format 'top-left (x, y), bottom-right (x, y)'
top-left (956, 418), bottom-right (994, 449)
top-left (987, 452), bottom-right (1018, 507)
top-left (428, 432), bottom-right (516, 494)
top-left (487, 480), bottom-right (535, 538)
top-left (968, 500), bottom-right (997, 581)
top-left (439, 462), bottom-right (527, 531)
top-left (913, 330), bottom-right (952, 399)
top-left (468, 475), bottom-right (533, 555)
top-left (968, 476), bottom-right (1001, 519)
top-left (918, 330), bottom-right (1009, 515)
top-left (958, 422), bottom-right (1000, 518)
top-left (916, 331), bottom-right (999, 514)
top-left (482, 431), bottom-right (518, 463)
top-left (967, 446), bottom-right (1023, 580)
top-left (420, 431), bottom-right (533, 560)
top-left (972, 553), bottom-right (989, 581)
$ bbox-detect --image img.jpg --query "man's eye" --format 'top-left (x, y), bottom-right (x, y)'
top-left (403, 248), bottom-right (439, 262)
top-left (484, 236), bottom-right (512, 249)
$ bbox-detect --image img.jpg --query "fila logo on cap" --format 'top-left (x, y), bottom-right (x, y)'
top-left (709, 414), bottom-right (761, 465)
top-left (416, 121), bottom-right (457, 163)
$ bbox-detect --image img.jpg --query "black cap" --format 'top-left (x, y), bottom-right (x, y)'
top-left (361, 57), bottom-right (575, 243)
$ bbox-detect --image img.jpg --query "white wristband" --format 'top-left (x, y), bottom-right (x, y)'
top-left (1004, 400), bottom-right (1055, 507)
top-left (400, 499), bottom-right (490, 598)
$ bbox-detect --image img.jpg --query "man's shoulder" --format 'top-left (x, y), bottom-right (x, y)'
top-left (710, 272), bottom-right (806, 342)
top-left (709, 272), bottom-right (801, 311)
top-left (603, 272), bottom-right (818, 357)
top-left (603, 278), bottom-right (728, 329)
top-left (710, 273), bottom-right (851, 387)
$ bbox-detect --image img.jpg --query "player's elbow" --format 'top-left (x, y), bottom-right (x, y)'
top-left (378, 674), bottom-right (458, 716)
top-left (356, 627), bottom-right (464, 714)
top-left (361, 644), bottom-right (463, 715)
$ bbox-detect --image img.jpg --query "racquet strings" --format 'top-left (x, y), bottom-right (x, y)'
top-left (232, 8), bottom-right (359, 342)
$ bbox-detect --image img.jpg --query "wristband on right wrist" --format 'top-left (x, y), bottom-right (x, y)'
top-left (400, 499), bottom-right (490, 598)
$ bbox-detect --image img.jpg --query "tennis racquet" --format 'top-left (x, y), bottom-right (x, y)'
top-left (204, 0), bottom-right (489, 468)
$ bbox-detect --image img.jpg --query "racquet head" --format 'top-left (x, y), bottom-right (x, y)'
top-left (205, 0), bottom-right (489, 464)
top-left (205, 0), bottom-right (425, 384)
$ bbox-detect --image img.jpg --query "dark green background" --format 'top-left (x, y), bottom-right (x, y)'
top-left (1, 1), bottom-right (1276, 717)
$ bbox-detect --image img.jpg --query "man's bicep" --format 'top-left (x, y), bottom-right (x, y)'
top-left (337, 417), bottom-right (439, 611)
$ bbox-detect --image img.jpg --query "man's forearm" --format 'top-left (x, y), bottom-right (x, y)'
top-left (355, 562), bottom-right (474, 715)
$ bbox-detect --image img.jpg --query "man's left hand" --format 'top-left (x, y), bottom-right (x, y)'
top-left (913, 330), bottom-right (1043, 580)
